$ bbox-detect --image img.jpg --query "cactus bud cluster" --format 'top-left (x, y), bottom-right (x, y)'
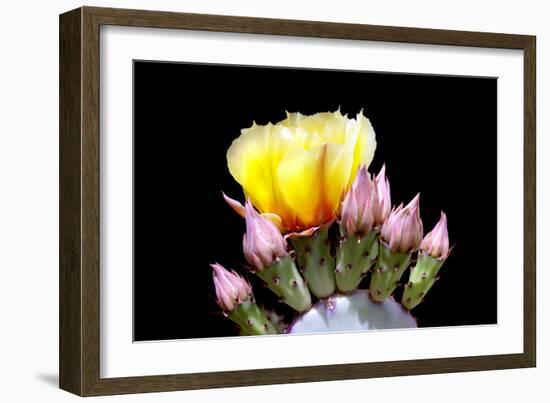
top-left (242, 201), bottom-right (287, 271)
top-left (340, 165), bottom-right (391, 237)
top-left (209, 111), bottom-right (452, 336)
top-left (420, 212), bottom-right (450, 259)
top-left (211, 263), bottom-right (252, 312)
top-left (340, 166), bottom-right (377, 235)
top-left (380, 194), bottom-right (423, 253)
top-left (212, 163), bottom-right (451, 334)
top-left (402, 212), bottom-right (450, 309)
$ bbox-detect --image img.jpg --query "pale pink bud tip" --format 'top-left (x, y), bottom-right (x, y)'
top-left (381, 194), bottom-right (423, 253)
top-left (211, 263), bottom-right (252, 312)
top-left (243, 200), bottom-right (287, 270)
top-left (222, 192), bottom-right (246, 218)
top-left (374, 164), bottom-right (392, 226)
top-left (420, 211), bottom-right (450, 259)
top-left (340, 166), bottom-right (376, 235)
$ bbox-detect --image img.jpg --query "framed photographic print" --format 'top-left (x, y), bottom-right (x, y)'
top-left (59, 6), bottom-right (536, 396)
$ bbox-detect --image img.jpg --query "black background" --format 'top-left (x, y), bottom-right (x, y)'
top-left (133, 61), bottom-right (497, 341)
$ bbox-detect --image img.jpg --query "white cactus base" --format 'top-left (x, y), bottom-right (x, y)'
top-left (287, 290), bottom-right (417, 334)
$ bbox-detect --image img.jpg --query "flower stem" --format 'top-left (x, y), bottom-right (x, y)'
top-left (369, 242), bottom-right (411, 301)
top-left (401, 253), bottom-right (445, 310)
top-left (255, 255), bottom-right (312, 312)
top-left (290, 225), bottom-right (336, 299)
top-left (336, 231), bottom-right (379, 293)
top-left (228, 301), bottom-right (278, 335)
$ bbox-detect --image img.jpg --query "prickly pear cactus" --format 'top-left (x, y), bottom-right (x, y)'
top-left (255, 255), bottom-right (312, 312)
top-left (336, 231), bottom-right (379, 293)
top-left (290, 225), bottom-right (336, 299)
top-left (288, 291), bottom-right (416, 334)
top-left (210, 110), bottom-right (451, 336)
top-left (369, 243), bottom-right (411, 302)
top-left (229, 301), bottom-right (278, 336)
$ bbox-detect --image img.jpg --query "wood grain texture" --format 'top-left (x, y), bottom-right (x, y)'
top-left (523, 38), bottom-right (536, 367)
top-left (59, 7), bottom-right (83, 396)
top-left (59, 6), bottom-right (537, 396)
top-left (80, 7), bottom-right (102, 396)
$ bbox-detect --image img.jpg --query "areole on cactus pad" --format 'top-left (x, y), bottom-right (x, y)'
top-left (211, 110), bottom-right (451, 337)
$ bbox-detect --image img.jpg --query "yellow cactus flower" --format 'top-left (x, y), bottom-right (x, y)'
top-left (226, 110), bottom-right (377, 233)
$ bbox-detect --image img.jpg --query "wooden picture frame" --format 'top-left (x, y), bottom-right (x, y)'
top-left (59, 6), bottom-right (536, 396)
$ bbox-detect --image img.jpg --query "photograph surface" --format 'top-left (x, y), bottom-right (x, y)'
top-left (133, 61), bottom-right (497, 341)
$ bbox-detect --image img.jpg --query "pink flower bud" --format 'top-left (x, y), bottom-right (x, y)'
top-left (420, 212), bottom-right (450, 259)
top-left (381, 194), bottom-right (423, 253)
top-left (373, 165), bottom-right (391, 226)
top-left (211, 263), bottom-right (252, 312)
top-left (340, 166), bottom-right (377, 235)
top-left (243, 200), bottom-right (287, 270)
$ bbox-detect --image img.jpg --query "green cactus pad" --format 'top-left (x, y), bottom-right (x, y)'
top-left (336, 231), bottom-right (379, 293)
top-left (402, 253), bottom-right (445, 310)
top-left (290, 225), bottom-right (336, 299)
top-left (228, 300), bottom-right (277, 336)
top-left (255, 255), bottom-right (312, 312)
top-left (369, 242), bottom-right (411, 302)
top-left (264, 309), bottom-right (288, 333)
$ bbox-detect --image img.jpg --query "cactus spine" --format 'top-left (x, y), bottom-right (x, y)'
top-left (290, 225), bottom-right (336, 299)
top-left (255, 255), bottom-right (312, 312)
top-left (402, 253), bottom-right (445, 310)
top-left (369, 242), bottom-right (411, 301)
top-left (228, 300), bottom-right (277, 335)
top-left (336, 231), bottom-right (379, 293)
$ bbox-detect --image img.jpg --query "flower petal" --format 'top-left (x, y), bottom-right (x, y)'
top-left (227, 123), bottom-right (277, 214)
top-left (321, 140), bottom-right (356, 218)
top-left (276, 146), bottom-right (323, 228)
top-left (227, 110), bottom-right (378, 233)
top-left (260, 213), bottom-right (283, 230)
top-left (349, 112), bottom-right (376, 186)
top-left (277, 140), bottom-right (355, 228)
